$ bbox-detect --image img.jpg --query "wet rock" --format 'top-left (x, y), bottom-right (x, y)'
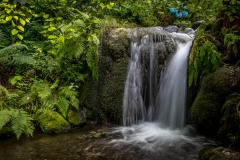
top-left (192, 20), bottom-right (205, 30)
top-left (218, 93), bottom-right (240, 147)
top-left (67, 109), bottom-right (86, 126)
top-left (35, 110), bottom-right (70, 133)
top-left (199, 146), bottom-right (240, 160)
top-left (84, 27), bottom-right (176, 124)
top-left (164, 25), bottom-right (180, 33)
top-left (191, 67), bottom-right (232, 135)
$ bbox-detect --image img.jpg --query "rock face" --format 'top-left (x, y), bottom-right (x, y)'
top-left (84, 27), bottom-right (176, 124)
top-left (191, 67), bottom-right (232, 134)
top-left (191, 65), bottom-right (240, 146)
top-left (199, 146), bottom-right (240, 160)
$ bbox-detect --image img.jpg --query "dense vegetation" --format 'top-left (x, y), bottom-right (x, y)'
top-left (0, 0), bottom-right (239, 150)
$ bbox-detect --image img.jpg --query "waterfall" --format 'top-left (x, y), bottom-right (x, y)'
top-left (123, 32), bottom-right (193, 129)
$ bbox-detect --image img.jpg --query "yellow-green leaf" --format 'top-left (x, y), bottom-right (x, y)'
top-left (48, 35), bottom-right (58, 39)
top-left (25, 18), bottom-right (30, 22)
top-left (16, 41), bottom-right (22, 45)
top-left (5, 16), bottom-right (12, 22)
top-left (48, 27), bottom-right (57, 31)
top-left (6, 10), bottom-right (11, 14)
top-left (13, 16), bottom-right (18, 20)
top-left (17, 26), bottom-right (24, 32)
top-left (17, 34), bottom-right (23, 40)
top-left (11, 20), bottom-right (16, 27)
top-left (100, 3), bottom-right (105, 9)
top-left (43, 14), bottom-right (49, 19)
top-left (11, 29), bottom-right (18, 35)
top-left (19, 18), bottom-right (26, 26)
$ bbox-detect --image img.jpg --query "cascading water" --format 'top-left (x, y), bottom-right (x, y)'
top-left (123, 32), bottom-right (192, 128)
top-left (110, 29), bottom-right (215, 159)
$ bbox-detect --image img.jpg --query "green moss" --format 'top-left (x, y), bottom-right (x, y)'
top-left (35, 110), bottom-right (69, 134)
top-left (191, 67), bottom-right (231, 134)
top-left (67, 109), bottom-right (86, 126)
top-left (218, 93), bottom-right (240, 147)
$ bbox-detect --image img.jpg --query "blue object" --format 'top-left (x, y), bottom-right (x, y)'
top-left (175, 12), bottom-right (183, 18)
top-left (182, 11), bottom-right (188, 18)
top-left (170, 8), bottom-right (176, 13)
top-left (181, 5), bottom-right (187, 9)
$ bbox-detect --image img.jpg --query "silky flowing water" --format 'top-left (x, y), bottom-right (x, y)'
top-left (0, 30), bottom-right (216, 160)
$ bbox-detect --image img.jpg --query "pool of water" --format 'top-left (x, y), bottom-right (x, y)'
top-left (0, 123), bottom-right (216, 160)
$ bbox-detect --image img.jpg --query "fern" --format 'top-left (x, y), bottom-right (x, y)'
top-left (0, 109), bottom-right (34, 139)
top-left (0, 44), bottom-right (33, 65)
top-left (0, 110), bottom-right (12, 130)
top-left (224, 33), bottom-right (240, 56)
top-left (0, 30), bottom-right (8, 48)
top-left (189, 39), bottom-right (221, 86)
top-left (11, 109), bottom-right (34, 139)
top-left (86, 42), bottom-right (99, 80)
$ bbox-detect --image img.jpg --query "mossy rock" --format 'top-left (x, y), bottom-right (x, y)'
top-left (67, 109), bottom-right (86, 126)
top-left (35, 110), bottom-right (70, 134)
top-left (191, 67), bottom-right (231, 135)
top-left (218, 93), bottom-right (240, 147)
top-left (199, 146), bottom-right (240, 160)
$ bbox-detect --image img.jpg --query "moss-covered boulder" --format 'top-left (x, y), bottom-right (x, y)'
top-left (199, 146), bottom-right (240, 160)
top-left (191, 67), bottom-right (231, 134)
top-left (67, 109), bottom-right (86, 126)
top-left (218, 93), bottom-right (240, 147)
top-left (35, 110), bottom-right (70, 134)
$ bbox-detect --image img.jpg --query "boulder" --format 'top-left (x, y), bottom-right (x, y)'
top-left (191, 67), bottom-right (231, 135)
top-left (35, 110), bottom-right (70, 134)
top-left (218, 93), bottom-right (240, 147)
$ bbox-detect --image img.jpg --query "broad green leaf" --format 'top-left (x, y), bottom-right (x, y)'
top-left (19, 18), bottom-right (26, 26)
top-left (13, 16), bottom-right (18, 20)
top-left (11, 20), bottom-right (16, 26)
top-left (11, 29), bottom-right (18, 35)
top-left (43, 14), bottom-right (49, 19)
top-left (17, 34), bottom-right (23, 40)
top-left (48, 27), bottom-right (57, 31)
top-left (6, 10), bottom-right (11, 14)
top-left (48, 35), bottom-right (58, 39)
top-left (100, 3), bottom-right (105, 9)
top-left (17, 26), bottom-right (24, 32)
top-left (5, 16), bottom-right (12, 21)
top-left (25, 18), bottom-right (30, 22)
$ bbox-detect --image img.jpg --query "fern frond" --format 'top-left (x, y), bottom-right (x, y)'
top-left (0, 110), bottom-right (12, 130)
top-left (86, 42), bottom-right (98, 80)
top-left (11, 109), bottom-right (34, 139)
top-left (31, 80), bottom-right (52, 100)
top-left (0, 44), bottom-right (33, 65)
top-left (0, 109), bottom-right (34, 139)
top-left (56, 96), bottom-right (69, 118)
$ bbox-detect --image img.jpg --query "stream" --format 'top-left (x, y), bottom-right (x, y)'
top-left (0, 123), bottom-right (216, 160)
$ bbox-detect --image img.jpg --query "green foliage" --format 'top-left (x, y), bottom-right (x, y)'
top-left (189, 35), bottom-right (221, 86)
top-left (0, 44), bottom-right (33, 65)
top-left (224, 33), bottom-right (240, 56)
top-left (0, 109), bottom-right (34, 139)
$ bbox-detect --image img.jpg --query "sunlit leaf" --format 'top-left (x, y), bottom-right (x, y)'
top-left (11, 29), bottom-right (18, 35)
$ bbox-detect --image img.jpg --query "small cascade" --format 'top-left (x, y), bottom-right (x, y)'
top-left (123, 30), bottom-right (193, 129)
top-left (156, 33), bottom-right (193, 129)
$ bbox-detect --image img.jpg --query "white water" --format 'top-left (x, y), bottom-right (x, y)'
top-left (110, 32), bottom-right (214, 155)
top-left (156, 33), bottom-right (193, 129)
